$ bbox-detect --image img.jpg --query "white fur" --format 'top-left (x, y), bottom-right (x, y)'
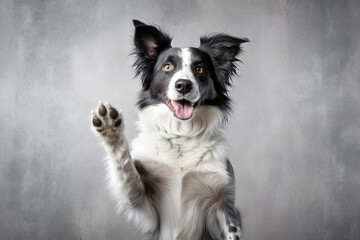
top-left (93, 101), bottom-right (239, 239)
top-left (132, 105), bottom-right (227, 169)
top-left (125, 104), bottom-right (229, 239)
top-left (167, 48), bottom-right (200, 102)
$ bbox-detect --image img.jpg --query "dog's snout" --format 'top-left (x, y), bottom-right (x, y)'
top-left (175, 79), bottom-right (192, 94)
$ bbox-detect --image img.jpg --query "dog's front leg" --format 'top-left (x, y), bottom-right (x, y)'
top-left (90, 102), bottom-right (158, 231)
top-left (91, 102), bottom-right (143, 204)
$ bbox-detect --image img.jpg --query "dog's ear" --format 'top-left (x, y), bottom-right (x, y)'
top-left (133, 20), bottom-right (172, 59)
top-left (199, 34), bottom-right (249, 89)
top-left (132, 20), bottom-right (172, 90)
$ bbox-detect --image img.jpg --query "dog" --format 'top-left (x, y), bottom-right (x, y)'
top-left (91, 20), bottom-right (249, 240)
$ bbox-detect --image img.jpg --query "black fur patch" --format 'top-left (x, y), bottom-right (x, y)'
top-left (229, 225), bottom-right (237, 232)
top-left (132, 20), bottom-right (172, 91)
top-left (133, 160), bottom-right (163, 201)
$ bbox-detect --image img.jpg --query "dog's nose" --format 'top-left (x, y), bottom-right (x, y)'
top-left (175, 79), bottom-right (192, 94)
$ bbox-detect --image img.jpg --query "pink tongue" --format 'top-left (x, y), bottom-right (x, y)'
top-left (171, 100), bottom-right (194, 119)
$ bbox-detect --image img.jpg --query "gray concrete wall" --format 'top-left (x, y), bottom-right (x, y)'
top-left (1, 0), bottom-right (359, 239)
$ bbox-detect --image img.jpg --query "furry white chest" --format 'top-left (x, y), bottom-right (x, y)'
top-left (131, 105), bottom-right (228, 173)
top-left (129, 105), bottom-right (230, 239)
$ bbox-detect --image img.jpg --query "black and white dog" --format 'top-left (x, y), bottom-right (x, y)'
top-left (91, 20), bottom-right (248, 240)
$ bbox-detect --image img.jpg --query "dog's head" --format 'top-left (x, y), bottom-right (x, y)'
top-left (132, 20), bottom-right (248, 120)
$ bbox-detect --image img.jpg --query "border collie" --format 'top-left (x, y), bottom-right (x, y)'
top-left (91, 20), bottom-right (249, 240)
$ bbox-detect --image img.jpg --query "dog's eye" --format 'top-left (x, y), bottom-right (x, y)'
top-left (195, 66), bottom-right (204, 74)
top-left (162, 63), bottom-right (174, 73)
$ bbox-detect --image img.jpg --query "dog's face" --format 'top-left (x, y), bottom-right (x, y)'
top-left (132, 20), bottom-right (248, 120)
top-left (151, 47), bottom-right (217, 119)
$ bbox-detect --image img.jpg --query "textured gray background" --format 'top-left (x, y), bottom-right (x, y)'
top-left (1, 0), bottom-right (360, 239)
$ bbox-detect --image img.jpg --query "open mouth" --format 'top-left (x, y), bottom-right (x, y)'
top-left (165, 98), bottom-right (198, 120)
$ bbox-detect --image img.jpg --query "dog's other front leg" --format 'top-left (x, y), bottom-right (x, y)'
top-left (91, 102), bottom-right (158, 233)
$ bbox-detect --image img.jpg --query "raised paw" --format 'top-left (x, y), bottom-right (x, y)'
top-left (91, 101), bottom-right (124, 144)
